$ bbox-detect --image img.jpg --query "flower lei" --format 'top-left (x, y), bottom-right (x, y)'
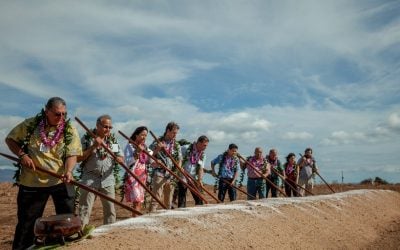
top-left (224, 157), bottom-right (235, 170)
top-left (165, 139), bottom-right (175, 155)
top-left (182, 142), bottom-right (205, 165)
top-left (190, 146), bottom-right (203, 165)
top-left (213, 151), bottom-right (239, 191)
top-left (120, 143), bottom-right (149, 200)
top-left (96, 138), bottom-right (111, 160)
top-left (250, 157), bottom-right (267, 173)
top-left (129, 143), bottom-right (149, 164)
top-left (266, 157), bottom-right (282, 180)
top-left (155, 136), bottom-right (180, 163)
top-left (138, 152), bottom-right (147, 164)
top-left (39, 118), bottom-right (65, 148)
top-left (238, 156), bottom-right (267, 187)
top-left (77, 129), bottom-right (121, 193)
top-left (181, 142), bottom-right (205, 177)
top-left (13, 109), bottom-right (73, 183)
top-left (285, 162), bottom-right (298, 177)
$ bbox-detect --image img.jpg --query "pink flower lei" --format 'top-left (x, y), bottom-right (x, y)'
top-left (286, 162), bottom-right (295, 175)
top-left (189, 145), bottom-right (203, 165)
top-left (137, 143), bottom-right (148, 164)
top-left (250, 157), bottom-right (264, 170)
top-left (138, 151), bottom-right (147, 164)
top-left (39, 118), bottom-right (65, 148)
top-left (165, 139), bottom-right (175, 155)
top-left (224, 156), bottom-right (235, 170)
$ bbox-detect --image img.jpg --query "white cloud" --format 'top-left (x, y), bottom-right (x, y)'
top-left (0, 116), bottom-right (25, 155)
top-left (321, 131), bottom-right (367, 146)
top-left (206, 130), bottom-right (229, 143)
top-left (320, 111), bottom-right (400, 146)
top-left (282, 132), bottom-right (313, 140)
top-left (388, 113), bottom-right (400, 129)
top-left (1, 1), bottom-right (400, 183)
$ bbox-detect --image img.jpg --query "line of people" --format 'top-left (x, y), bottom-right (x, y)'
top-left (4, 96), bottom-right (319, 250)
top-left (238, 147), bottom-right (319, 200)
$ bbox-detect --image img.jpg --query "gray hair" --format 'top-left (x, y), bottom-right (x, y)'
top-left (45, 97), bottom-right (66, 109)
top-left (96, 114), bottom-right (112, 125)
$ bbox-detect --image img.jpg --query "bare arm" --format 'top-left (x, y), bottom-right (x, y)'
top-left (77, 136), bottom-right (105, 162)
top-left (211, 163), bottom-right (217, 177)
top-left (232, 171), bottom-right (238, 184)
top-left (197, 167), bottom-right (204, 187)
top-left (5, 137), bottom-right (35, 170)
top-left (62, 156), bottom-right (77, 183)
top-left (265, 162), bottom-right (271, 178)
top-left (77, 144), bottom-right (96, 162)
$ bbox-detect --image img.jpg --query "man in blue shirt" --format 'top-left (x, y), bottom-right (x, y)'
top-left (211, 143), bottom-right (240, 202)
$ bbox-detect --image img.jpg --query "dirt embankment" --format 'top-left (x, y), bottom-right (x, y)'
top-left (1, 183), bottom-right (400, 249)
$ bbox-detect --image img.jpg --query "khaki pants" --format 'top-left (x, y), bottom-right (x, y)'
top-left (298, 178), bottom-right (313, 196)
top-left (150, 175), bottom-right (174, 210)
top-left (79, 185), bottom-right (116, 226)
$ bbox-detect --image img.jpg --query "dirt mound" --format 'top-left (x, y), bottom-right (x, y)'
top-left (63, 189), bottom-right (400, 250)
top-left (1, 183), bottom-right (399, 249)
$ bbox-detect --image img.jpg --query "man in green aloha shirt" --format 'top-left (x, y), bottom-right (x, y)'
top-left (5, 97), bottom-right (82, 250)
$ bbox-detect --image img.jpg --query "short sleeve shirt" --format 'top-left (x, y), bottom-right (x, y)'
top-left (181, 143), bottom-right (206, 177)
top-left (211, 154), bottom-right (239, 179)
top-left (7, 117), bottom-right (82, 187)
top-left (149, 138), bottom-right (182, 177)
top-left (79, 134), bottom-right (122, 188)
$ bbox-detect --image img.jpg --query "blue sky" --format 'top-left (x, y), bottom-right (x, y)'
top-left (0, 0), bottom-right (399, 184)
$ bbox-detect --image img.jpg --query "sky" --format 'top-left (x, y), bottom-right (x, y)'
top-left (0, 0), bottom-right (399, 184)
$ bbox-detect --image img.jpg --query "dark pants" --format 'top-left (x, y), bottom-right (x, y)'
top-left (177, 181), bottom-right (203, 208)
top-left (13, 183), bottom-right (75, 250)
top-left (284, 178), bottom-right (299, 197)
top-left (265, 177), bottom-right (278, 198)
top-left (247, 178), bottom-right (265, 200)
top-left (218, 178), bottom-right (236, 202)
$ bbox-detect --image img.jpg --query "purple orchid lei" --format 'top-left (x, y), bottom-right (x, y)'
top-left (39, 118), bottom-right (65, 148)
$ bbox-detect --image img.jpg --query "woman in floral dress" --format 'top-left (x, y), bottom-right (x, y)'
top-left (123, 126), bottom-right (151, 216)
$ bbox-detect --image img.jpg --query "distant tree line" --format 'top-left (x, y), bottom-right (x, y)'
top-left (360, 177), bottom-right (389, 185)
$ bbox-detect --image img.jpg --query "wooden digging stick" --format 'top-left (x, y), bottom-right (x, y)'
top-left (270, 167), bottom-right (312, 196)
top-left (148, 130), bottom-right (219, 204)
top-left (0, 152), bottom-right (142, 215)
top-left (237, 154), bottom-right (287, 197)
top-left (75, 117), bottom-right (167, 209)
top-left (205, 171), bottom-right (257, 200)
top-left (119, 130), bottom-right (217, 205)
top-left (299, 153), bottom-right (335, 194)
top-left (315, 171), bottom-right (335, 193)
top-left (148, 131), bottom-right (207, 204)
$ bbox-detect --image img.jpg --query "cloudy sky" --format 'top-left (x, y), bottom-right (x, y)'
top-left (0, 0), bottom-right (399, 184)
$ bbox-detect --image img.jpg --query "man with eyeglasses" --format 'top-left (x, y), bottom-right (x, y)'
top-left (5, 97), bottom-right (82, 250)
top-left (77, 114), bottom-right (124, 229)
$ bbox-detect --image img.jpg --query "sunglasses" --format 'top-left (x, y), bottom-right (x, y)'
top-left (101, 124), bottom-right (113, 130)
top-left (50, 110), bottom-right (67, 117)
